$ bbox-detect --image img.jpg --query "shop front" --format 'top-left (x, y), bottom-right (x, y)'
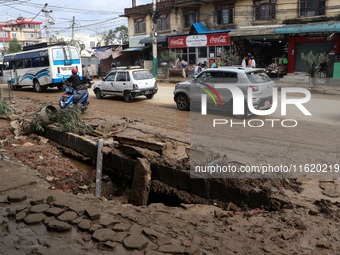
top-left (228, 27), bottom-right (289, 74)
top-left (273, 22), bottom-right (340, 75)
top-left (168, 33), bottom-right (231, 75)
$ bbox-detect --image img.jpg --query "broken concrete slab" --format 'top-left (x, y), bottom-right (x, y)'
top-left (29, 204), bottom-right (50, 214)
top-left (47, 220), bottom-right (71, 232)
top-left (123, 234), bottom-right (148, 250)
top-left (7, 192), bottom-right (27, 202)
top-left (130, 158), bottom-right (151, 206)
top-left (92, 228), bottom-right (116, 242)
top-left (57, 211), bottom-right (78, 222)
top-left (322, 189), bottom-right (340, 198)
top-left (114, 135), bottom-right (167, 152)
top-left (85, 206), bottom-right (101, 220)
top-left (24, 213), bottom-right (46, 224)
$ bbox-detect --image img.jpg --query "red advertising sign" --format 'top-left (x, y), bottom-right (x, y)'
top-left (169, 33), bottom-right (230, 48)
top-left (169, 36), bottom-right (187, 48)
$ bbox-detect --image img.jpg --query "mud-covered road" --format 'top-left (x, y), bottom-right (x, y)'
top-left (2, 81), bottom-right (340, 178)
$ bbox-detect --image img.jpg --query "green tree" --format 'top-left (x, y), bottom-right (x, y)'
top-left (103, 29), bottom-right (116, 45)
top-left (301, 51), bottom-right (329, 87)
top-left (102, 25), bottom-right (128, 45)
top-left (8, 38), bottom-right (22, 53)
top-left (114, 25), bottom-right (128, 44)
top-left (160, 51), bottom-right (177, 79)
top-left (220, 49), bottom-right (238, 66)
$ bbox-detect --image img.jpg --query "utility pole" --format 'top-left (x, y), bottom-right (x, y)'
top-left (152, 0), bottom-right (157, 78)
top-left (42, 3), bottom-right (52, 43)
top-left (71, 16), bottom-right (75, 46)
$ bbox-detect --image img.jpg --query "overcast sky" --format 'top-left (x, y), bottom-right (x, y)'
top-left (1, 0), bottom-right (151, 37)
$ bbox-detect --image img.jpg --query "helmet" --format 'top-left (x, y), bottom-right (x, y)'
top-left (72, 68), bottom-right (78, 74)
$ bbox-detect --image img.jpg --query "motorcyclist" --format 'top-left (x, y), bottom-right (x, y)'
top-left (66, 68), bottom-right (88, 103)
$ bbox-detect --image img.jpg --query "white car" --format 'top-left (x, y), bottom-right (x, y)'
top-left (173, 67), bottom-right (275, 118)
top-left (93, 67), bottom-right (158, 102)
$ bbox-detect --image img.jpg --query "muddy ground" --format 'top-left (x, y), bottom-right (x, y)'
top-left (1, 81), bottom-right (340, 254)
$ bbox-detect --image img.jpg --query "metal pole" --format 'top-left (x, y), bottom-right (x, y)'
top-left (95, 139), bottom-right (103, 197)
top-left (44, 4), bottom-right (49, 43)
top-left (152, 0), bottom-right (157, 78)
top-left (71, 16), bottom-right (75, 46)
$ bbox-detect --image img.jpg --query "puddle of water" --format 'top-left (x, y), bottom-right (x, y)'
top-left (63, 155), bottom-right (94, 172)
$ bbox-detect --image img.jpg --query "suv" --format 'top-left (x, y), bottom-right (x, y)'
top-left (173, 67), bottom-right (275, 117)
top-left (93, 67), bottom-right (158, 102)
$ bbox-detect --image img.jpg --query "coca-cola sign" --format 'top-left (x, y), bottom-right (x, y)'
top-left (169, 33), bottom-right (230, 48)
top-left (169, 36), bottom-right (187, 47)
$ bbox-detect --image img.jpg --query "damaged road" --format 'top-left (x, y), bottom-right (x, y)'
top-left (1, 84), bottom-right (340, 254)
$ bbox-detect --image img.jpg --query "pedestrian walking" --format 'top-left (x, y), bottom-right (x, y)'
top-left (180, 59), bottom-right (187, 78)
top-left (194, 62), bottom-right (202, 77)
top-left (241, 57), bottom-right (246, 68)
top-left (98, 64), bottom-right (102, 79)
top-left (251, 57), bottom-right (256, 68)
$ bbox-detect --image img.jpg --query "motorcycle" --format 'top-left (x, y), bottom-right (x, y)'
top-left (83, 74), bottom-right (94, 88)
top-left (59, 80), bottom-right (89, 113)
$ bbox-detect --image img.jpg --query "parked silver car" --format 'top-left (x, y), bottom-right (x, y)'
top-left (173, 67), bottom-right (275, 118)
top-left (93, 67), bottom-right (158, 102)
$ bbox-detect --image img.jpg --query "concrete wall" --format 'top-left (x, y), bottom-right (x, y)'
top-left (43, 125), bottom-right (272, 208)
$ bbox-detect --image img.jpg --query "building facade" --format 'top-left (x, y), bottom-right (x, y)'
top-left (0, 17), bottom-right (42, 59)
top-left (124, 0), bottom-right (340, 75)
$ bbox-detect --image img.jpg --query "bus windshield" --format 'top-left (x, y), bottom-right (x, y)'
top-left (52, 47), bottom-right (80, 62)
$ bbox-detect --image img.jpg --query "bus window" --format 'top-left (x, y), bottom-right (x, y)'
top-left (7, 61), bottom-right (13, 70)
top-left (69, 48), bottom-right (80, 60)
top-left (24, 59), bottom-right (32, 68)
top-left (16, 60), bottom-right (24, 69)
top-left (33, 57), bottom-right (40, 67)
top-left (52, 48), bottom-right (64, 61)
top-left (41, 57), bottom-right (49, 67)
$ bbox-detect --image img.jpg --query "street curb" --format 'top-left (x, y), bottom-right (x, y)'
top-left (307, 88), bottom-right (324, 94)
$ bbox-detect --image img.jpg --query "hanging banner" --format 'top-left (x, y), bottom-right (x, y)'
top-left (169, 33), bottom-right (230, 48)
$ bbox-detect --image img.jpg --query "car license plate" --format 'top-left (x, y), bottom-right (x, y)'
top-left (145, 90), bottom-right (152, 94)
top-left (264, 100), bottom-right (270, 106)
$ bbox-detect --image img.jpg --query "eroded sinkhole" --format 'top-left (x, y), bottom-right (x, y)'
top-left (49, 141), bottom-right (303, 212)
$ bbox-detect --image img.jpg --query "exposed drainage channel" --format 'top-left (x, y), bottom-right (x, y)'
top-left (42, 125), bottom-right (290, 211)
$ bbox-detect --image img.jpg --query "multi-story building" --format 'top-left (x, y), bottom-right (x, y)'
top-left (0, 17), bottom-right (42, 59)
top-left (123, 0), bottom-right (340, 76)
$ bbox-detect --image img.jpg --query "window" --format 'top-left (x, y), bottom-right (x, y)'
top-left (157, 14), bottom-right (170, 31)
top-left (0, 32), bottom-right (7, 37)
top-left (183, 10), bottom-right (199, 28)
top-left (25, 33), bottom-right (35, 38)
top-left (24, 59), bottom-right (32, 68)
top-left (12, 32), bottom-right (18, 39)
top-left (299, 0), bottom-right (326, 17)
top-left (116, 72), bottom-right (127, 82)
top-left (215, 5), bottom-right (234, 24)
top-left (90, 41), bottom-right (95, 48)
top-left (246, 71), bottom-right (271, 83)
top-left (133, 70), bottom-right (153, 80)
top-left (197, 71), bottom-right (219, 83)
top-left (33, 57), bottom-right (40, 67)
top-left (216, 72), bottom-right (238, 83)
top-left (0, 42), bottom-right (8, 48)
top-left (106, 72), bottom-right (116, 81)
top-left (40, 57), bottom-right (49, 67)
top-left (134, 18), bottom-right (146, 34)
top-left (254, 0), bottom-right (276, 21)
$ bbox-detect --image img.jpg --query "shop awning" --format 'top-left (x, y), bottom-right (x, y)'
top-left (273, 21), bottom-right (340, 34)
top-left (228, 26), bottom-right (279, 37)
top-left (120, 46), bottom-right (150, 52)
top-left (190, 22), bottom-right (235, 35)
top-left (139, 36), bottom-right (168, 44)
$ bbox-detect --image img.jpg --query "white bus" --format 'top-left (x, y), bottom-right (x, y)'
top-left (3, 43), bottom-right (82, 92)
